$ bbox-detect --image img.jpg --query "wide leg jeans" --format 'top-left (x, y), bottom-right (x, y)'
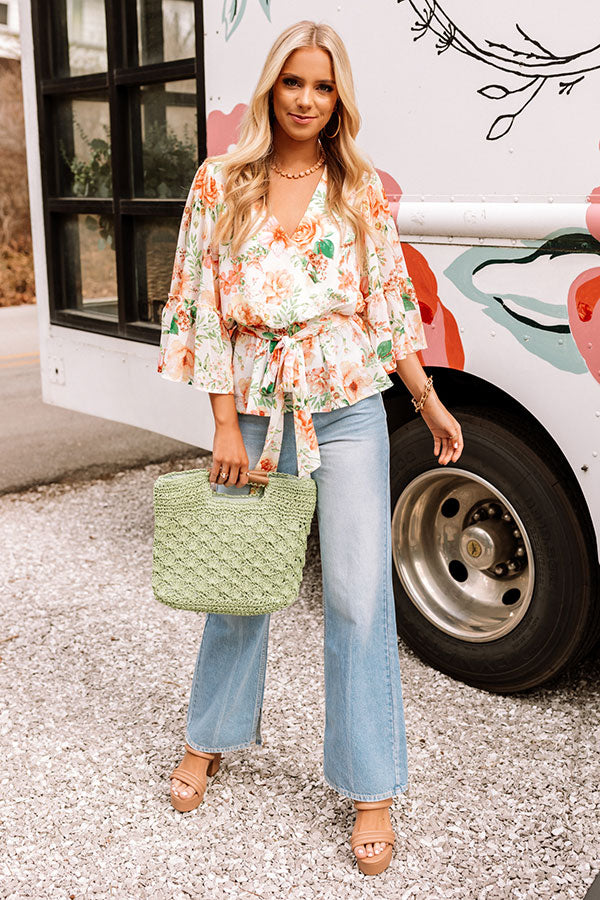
top-left (185, 391), bottom-right (409, 801)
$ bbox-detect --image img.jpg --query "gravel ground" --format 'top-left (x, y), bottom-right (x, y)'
top-left (1, 457), bottom-right (599, 900)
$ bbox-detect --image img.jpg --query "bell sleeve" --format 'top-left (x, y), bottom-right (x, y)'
top-left (357, 170), bottom-right (428, 373)
top-left (157, 159), bottom-right (234, 394)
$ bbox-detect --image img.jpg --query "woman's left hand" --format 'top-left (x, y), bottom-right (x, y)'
top-left (420, 395), bottom-right (464, 465)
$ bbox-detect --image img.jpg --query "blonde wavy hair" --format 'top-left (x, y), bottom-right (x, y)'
top-left (209, 19), bottom-right (379, 259)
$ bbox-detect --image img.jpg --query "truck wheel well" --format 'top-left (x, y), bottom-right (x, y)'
top-left (382, 365), bottom-right (598, 564)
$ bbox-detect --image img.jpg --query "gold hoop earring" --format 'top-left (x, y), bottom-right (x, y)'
top-left (322, 108), bottom-right (341, 139)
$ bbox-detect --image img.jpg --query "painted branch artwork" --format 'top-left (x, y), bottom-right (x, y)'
top-left (221, 1), bottom-right (600, 139)
top-left (398, 0), bottom-right (600, 139)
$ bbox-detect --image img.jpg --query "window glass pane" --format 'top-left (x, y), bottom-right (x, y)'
top-left (58, 213), bottom-right (118, 318)
top-left (136, 0), bottom-right (195, 65)
top-left (52, 0), bottom-right (108, 78)
top-left (133, 217), bottom-right (181, 325)
top-left (54, 93), bottom-right (111, 197)
top-left (131, 80), bottom-right (197, 198)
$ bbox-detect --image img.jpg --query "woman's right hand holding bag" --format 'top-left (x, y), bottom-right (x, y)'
top-left (208, 393), bottom-right (250, 488)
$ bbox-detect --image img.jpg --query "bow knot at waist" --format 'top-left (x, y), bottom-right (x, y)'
top-left (234, 312), bottom-right (350, 401)
top-left (231, 312), bottom-right (354, 477)
top-left (234, 312), bottom-right (345, 350)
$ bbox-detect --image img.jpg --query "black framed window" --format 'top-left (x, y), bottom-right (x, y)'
top-left (32, 0), bottom-right (205, 343)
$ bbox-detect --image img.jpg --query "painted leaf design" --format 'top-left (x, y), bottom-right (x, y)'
top-left (478, 84), bottom-right (510, 99)
top-left (221, 0), bottom-right (248, 40)
top-left (487, 114), bottom-right (516, 141)
top-left (221, 0), bottom-right (271, 40)
top-left (169, 317), bottom-right (179, 334)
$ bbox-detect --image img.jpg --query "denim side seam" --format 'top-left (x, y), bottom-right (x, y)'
top-left (322, 560), bottom-right (329, 772)
top-left (250, 619), bottom-right (270, 746)
top-left (383, 480), bottom-right (405, 791)
top-left (185, 614), bottom-right (268, 753)
top-left (185, 615), bottom-right (210, 735)
top-left (184, 618), bottom-right (258, 752)
top-left (322, 509), bottom-right (407, 802)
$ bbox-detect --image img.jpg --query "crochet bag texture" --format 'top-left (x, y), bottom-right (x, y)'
top-left (152, 468), bottom-right (317, 615)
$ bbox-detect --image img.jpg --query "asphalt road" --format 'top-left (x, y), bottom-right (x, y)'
top-left (0, 304), bottom-right (197, 494)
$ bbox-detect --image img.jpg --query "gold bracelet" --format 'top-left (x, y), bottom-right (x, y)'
top-left (412, 374), bottom-right (433, 413)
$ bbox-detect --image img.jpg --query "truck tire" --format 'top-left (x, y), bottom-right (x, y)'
top-left (389, 405), bottom-right (599, 692)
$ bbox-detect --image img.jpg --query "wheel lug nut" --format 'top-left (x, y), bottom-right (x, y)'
top-left (472, 512), bottom-right (481, 521)
top-left (512, 529), bottom-right (521, 539)
top-left (515, 546), bottom-right (525, 557)
top-left (502, 512), bottom-right (511, 522)
top-left (494, 563), bottom-right (508, 576)
top-left (507, 560), bottom-right (518, 572)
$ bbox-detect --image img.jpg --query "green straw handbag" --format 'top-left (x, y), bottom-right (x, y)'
top-left (152, 467), bottom-right (317, 615)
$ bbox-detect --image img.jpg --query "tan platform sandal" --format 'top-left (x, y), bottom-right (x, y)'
top-left (351, 798), bottom-right (395, 875)
top-left (169, 744), bottom-right (222, 812)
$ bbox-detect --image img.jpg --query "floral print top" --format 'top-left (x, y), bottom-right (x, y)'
top-left (157, 158), bottom-right (428, 477)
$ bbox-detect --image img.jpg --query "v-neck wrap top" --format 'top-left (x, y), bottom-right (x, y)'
top-left (157, 158), bottom-right (428, 477)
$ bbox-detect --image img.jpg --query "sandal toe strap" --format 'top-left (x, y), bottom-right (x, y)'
top-left (169, 766), bottom-right (206, 796)
top-left (351, 828), bottom-right (395, 849)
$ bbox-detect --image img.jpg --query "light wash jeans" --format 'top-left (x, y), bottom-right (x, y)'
top-left (185, 391), bottom-right (408, 801)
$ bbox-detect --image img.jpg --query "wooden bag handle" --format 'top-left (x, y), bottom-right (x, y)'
top-left (247, 469), bottom-right (269, 485)
top-left (210, 468), bottom-right (269, 491)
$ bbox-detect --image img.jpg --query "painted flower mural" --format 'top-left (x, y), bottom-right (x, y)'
top-left (444, 230), bottom-right (600, 378)
top-left (207, 104), bottom-right (247, 157)
top-left (440, 154), bottom-right (598, 384)
top-left (572, 176), bottom-right (600, 383)
top-left (568, 267), bottom-right (600, 383)
top-left (212, 0), bottom-right (600, 383)
top-left (402, 242), bottom-right (464, 371)
top-left (377, 167), bottom-right (464, 370)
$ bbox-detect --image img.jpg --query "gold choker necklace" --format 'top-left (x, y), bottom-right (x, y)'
top-left (271, 151), bottom-right (325, 179)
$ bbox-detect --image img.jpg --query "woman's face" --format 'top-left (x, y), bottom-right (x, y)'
top-left (271, 46), bottom-right (339, 146)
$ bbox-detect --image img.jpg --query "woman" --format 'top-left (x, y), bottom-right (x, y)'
top-left (157, 19), bottom-right (463, 876)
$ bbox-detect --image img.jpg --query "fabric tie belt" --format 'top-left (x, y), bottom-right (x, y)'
top-left (232, 313), bottom-right (350, 478)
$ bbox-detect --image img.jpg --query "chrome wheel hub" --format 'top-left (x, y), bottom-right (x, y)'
top-left (391, 469), bottom-right (535, 642)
